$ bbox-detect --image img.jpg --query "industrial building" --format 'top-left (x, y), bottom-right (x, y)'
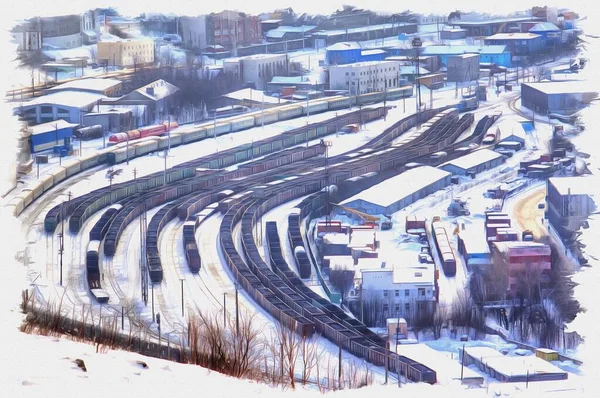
top-left (496, 120), bottom-right (527, 150)
top-left (384, 55), bottom-right (440, 73)
top-left (325, 42), bottom-right (388, 65)
top-left (219, 88), bottom-right (290, 109)
top-left (421, 45), bottom-right (512, 68)
top-left (449, 16), bottom-right (541, 37)
top-left (440, 27), bottom-right (467, 40)
top-left (238, 53), bottom-right (288, 90)
top-left (16, 91), bottom-right (106, 125)
top-left (339, 166), bottom-right (451, 215)
top-left (83, 108), bottom-right (133, 132)
top-left (441, 149), bottom-right (505, 177)
top-left (528, 22), bottom-right (562, 48)
top-left (547, 177), bottom-right (596, 236)
top-left (11, 14), bottom-right (82, 51)
top-left (491, 241), bottom-right (552, 295)
top-left (457, 225), bottom-right (492, 271)
top-left (45, 78), bottom-right (123, 97)
top-left (483, 33), bottom-right (545, 57)
top-left (265, 25), bottom-right (317, 42)
top-left (328, 61), bottom-right (403, 93)
top-left (312, 23), bottom-right (417, 48)
top-left (26, 119), bottom-right (77, 153)
top-left (521, 81), bottom-right (599, 115)
top-left (97, 38), bottom-right (154, 67)
top-left (266, 76), bottom-right (324, 95)
top-left (446, 54), bottom-right (480, 83)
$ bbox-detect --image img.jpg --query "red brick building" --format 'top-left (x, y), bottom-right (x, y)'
top-left (211, 10), bottom-right (261, 48)
top-left (492, 241), bottom-right (552, 296)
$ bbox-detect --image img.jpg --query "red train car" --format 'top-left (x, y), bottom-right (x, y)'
top-left (108, 122), bottom-right (179, 145)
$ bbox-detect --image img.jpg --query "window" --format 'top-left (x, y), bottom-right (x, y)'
top-left (395, 304), bottom-right (400, 312)
top-left (40, 105), bottom-right (52, 114)
top-left (383, 290), bottom-right (388, 297)
top-left (418, 288), bottom-right (425, 297)
top-left (404, 289), bottom-right (409, 297)
top-left (405, 303), bottom-right (410, 311)
top-left (383, 303), bottom-right (389, 311)
top-left (395, 290), bottom-right (399, 297)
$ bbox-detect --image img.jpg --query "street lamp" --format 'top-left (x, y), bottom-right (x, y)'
top-left (411, 37), bottom-right (423, 115)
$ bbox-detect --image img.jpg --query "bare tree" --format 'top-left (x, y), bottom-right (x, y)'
top-left (329, 267), bottom-right (355, 304)
top-left (300, 335), bottom-right (319, 385)
top-left (89, 45), bottom-right (98, 64)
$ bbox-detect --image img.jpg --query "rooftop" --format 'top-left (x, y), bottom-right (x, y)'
top-left (453, 16), bottom-right (541, 26)
top-left (442, 149), bottom-right (504, 171)
top-left (529, 22), bottom-right (561, 32)
top-left (464, 346), bottom-right (566, 378)
top-left (459, 224), bottom-right (491, 255)
top-left (331, 60), bottom-right (399, 69)
top-left (492, 241), bottom-right (551, 254)
top-left (326, 42), bottom-right (362, 51)
top-left (314, 23), bottom-right (413, 37)
top-left (47, 78), bottom-right (122, 93)
top-left (133, 79), bottom-right (179, 101)
top-left (549, 176), bottom-right (596, 196)
top-left (398, 65), bottom-right (431, 75)
top-left (340, 166), bottom-right (451, 208)
top-left (421, 45), bottom-right (507, 56)
top-left (260, 19), bottom-right (283, 24)
top-left (267, 25), bottom-right (316, 33)
top-left (361, 49), bottom-right (387, 56)
top-left (485, 33), bottom-right (542, 40)
top-left (28, 119), bottom-right (79, 135)
top-left (392, 264), bottom-right (435, 285)
top-left (221, 88), bottom-right (290, 104)
top-left (20, 90), bottom-right (107, 108)
top-left (269, 76), bottom-right (313, 84)
top-left (522, 81), bottom-right (599, 95)
top-left (242, 53), bottom-right (286, 61)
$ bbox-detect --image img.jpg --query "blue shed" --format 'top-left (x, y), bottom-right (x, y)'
top-left (421, 45), bottom-right (512, 68)
top-left (325, 42), bottom-right (363, 65)
top-left (529, 22), bottom-right (562, 48)
top-left (28, 119), bottom-right (77, 153)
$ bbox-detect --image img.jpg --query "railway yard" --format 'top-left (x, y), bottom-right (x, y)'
top-left (5, 56), bottom-right (590, 394)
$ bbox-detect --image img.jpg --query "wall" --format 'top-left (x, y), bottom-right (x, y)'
top-left (329, 62), bottom-right (401, 93)
top-left (42, 32), bottom-right (82, 49)
top-left (446, 54), bottom-right (480, 82)
top-left (30, 127), bottom-right (73, 153)
top-left (241, 54), bottom-right (287, 89)
top-left (98, 40), bottom-right (154, 67)
top-left (180, 16), bottom-right (208, 50)
top-left (20, 103), bottom-right (82, 125)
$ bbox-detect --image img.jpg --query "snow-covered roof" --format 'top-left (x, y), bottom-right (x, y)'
top-left (454, 16), bottom-right (541, 26)
top-left (86, 108), bottom-right (132, 116)
top-left (326, 41), bottom-right (362, 51)
top-left (522, 81), bottom-right (598, 95)
top-left (133, 80), bottom-right (179, 101)
top-left (464, 346), bottom-right (566, 378)
top-left (269, 76), bottom-right (312, 84)
top-left (459, 225), bottom-right (490, 255)
top-left (549, 176), bottom-right (596, 196)
top-left (20, 91), bottom-right (106, 108)
top-left (421, 45), bottom-right (507, 56)
top-left (361, 49), bottom-right (387, 56)
top-left (242, 53), bottom-right (286, 61)
top-left (442, 149), bottom-right (503, 171)
top-left (331, 60), bottom-right (398, 69)
top-left (398, 65), bottom-right (430, 75)
top-left (221, 88), bottom-right (290, 104)
top-left (492, 241), bottom-right (551, 254)
top-left (485, 33), bottom-right (542, 40)
top-left (47, 78), bottom-right (122, 93)
top-left (28, 119), bottom-right (79, 135)
top-left (392, 264), bottom-right (434, 285)
top-left (529, 22), bottom-right (561, 32)
top-left (323, 233), bottom-right (349, 245)
top-left (266, 25), bottom-right (316, 34)
top-left (261, 19), bottom-right (283, 24)
top-left (314, 23), bottom-right (412, 37)
top-left (340, 166), bottom-right (451, 208)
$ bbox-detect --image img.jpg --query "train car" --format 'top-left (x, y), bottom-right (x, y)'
top-left (277, 105), bottom-right (303, 121)
top-left (181, 127), bottom-right (207, 144)
top-left (253, 109), bottom-right (279, 126)
top-left (432, 221), bottom-right (456, 276)
top-left (230, 116), bottom-right (255, 132)
top-left (74, 125), bottom-right (104, 141)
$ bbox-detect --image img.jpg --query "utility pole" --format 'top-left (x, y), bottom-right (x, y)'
top-left (223, 292), bottom-right (227, 328)
top-left (126, 135), bottom-right (130, 165)
top-left (235, 284), bottom-right (239, 334)
top-left (59, 200), bottom-right (64, 286)
top-left (163, 149), bottom-right (167, 186)
top-left (461, 344), bottom-right (465, 380)
top-left (180, 278), bottom-right (184, 317)
top-left (412, 37), bottom-right (423, 117)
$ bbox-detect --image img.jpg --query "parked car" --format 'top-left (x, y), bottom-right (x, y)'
top-left (339, 124), bottom-right (359, 134)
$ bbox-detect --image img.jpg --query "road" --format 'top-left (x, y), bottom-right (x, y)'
top-left (512, 187), bottom-right (547, 239)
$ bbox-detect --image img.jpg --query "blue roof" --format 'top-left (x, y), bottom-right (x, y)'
top-left (529, 22), bottom-right (561, 32)
top-left (422, 45), bottom-right (507, 56)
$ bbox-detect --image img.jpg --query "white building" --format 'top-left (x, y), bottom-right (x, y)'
top-left (240, 53), bottom-right (288, 90)
top-left (360, 263), bottom-right (436, 323)
top-left (97, 38), bottom-right (154, 67)
top-left (328, 61), bottom-right (402, 93)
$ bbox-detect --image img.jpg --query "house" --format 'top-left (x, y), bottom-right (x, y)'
top-left (265, 25), bottom-right (317, 42)
top-left (107, 79), bottom-right (179, 125)
top-left (26, 119), bottom-right (78, 153)
top-left (528, 22), bottom-right (562, 48)
top-left (483, 33), bottom-right (545, 58)
top-left (338, 166), bottom-right (451, 215)
top-left (521, 81), bottom-right (599, 115)
top-left (46, 78), bottom-right (123, 97)
top-left (421, 45), bottom-right (512, 68)
top-left (441, 149), bottom-right (505, 177)
top-left (440, 28), bottom-right (467, 40)
top-left (16, 90), bottom-right (106, 125)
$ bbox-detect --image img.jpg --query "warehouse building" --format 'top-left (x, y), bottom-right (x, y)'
top-left (457, 225), bottom-right (492, 271)
top-left (446, 53), bottom-right (479, 83)
top-left (449, 16), bottom-right (541, 37)
top-left (312, 23), bottom-right (417, 48)
top-left (236, 53), bottom-right (288, 90)
top-left (440, 27), bottom-right (467, 40)
top-left (547, 177), bottom-right (596, 236)
top-left (265, 25), bottom-right (317, 42)
top-left (83, 108), bottom-right (133, 132)
top-left (483, 33), bottom-right (545, 57)
top-left (325, 42), bottom-right (389, 65)
top-left (26, 119), bottom-right (78, 153)
top-left (45, 78), bottom-right (123, 97)
top-left (528, 22), bottom-right (562, 48)
top-left (16, 90), bottom-right (106, 125)
top-left (521, 81), bottom-right (599, 115)
top-left (421, 45), bottom-right (512, 68)
top-left (491, 241), bottom-right (551, 295)
top-left (338, 166), bottom-right (452, 215)
top-left (441, 149), bottom-right (505, 177)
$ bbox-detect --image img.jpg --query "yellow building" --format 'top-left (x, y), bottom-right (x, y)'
top-left (98, 39), bottom-right (154, 68)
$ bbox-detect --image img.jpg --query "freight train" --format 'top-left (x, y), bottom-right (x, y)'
top-left (431, 221), bottom-right (457, 276)
top-left (108, 122), bottom-right (179, 145)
